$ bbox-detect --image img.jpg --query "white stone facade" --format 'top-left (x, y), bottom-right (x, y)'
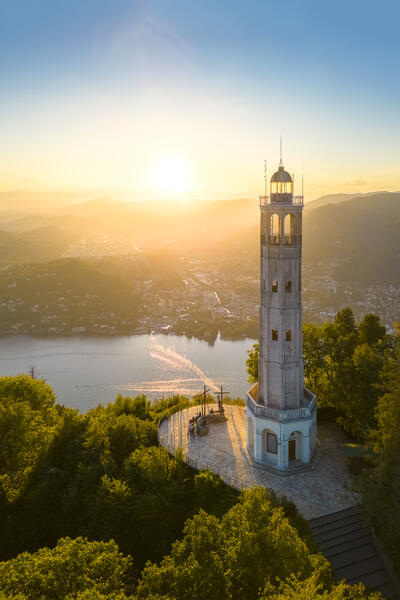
top-left (246, 388), bottom-right (317, 469)
top-left (246, 162), bottom-right (317, 470)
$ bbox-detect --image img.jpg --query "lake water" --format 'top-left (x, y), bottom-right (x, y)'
top-left (0, 334), bottom-right (256, 412)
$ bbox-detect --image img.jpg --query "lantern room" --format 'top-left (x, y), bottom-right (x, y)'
top-left (270, 165), bottom-right (293, 203)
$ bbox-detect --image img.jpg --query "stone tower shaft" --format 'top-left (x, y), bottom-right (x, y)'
top-left (259, 201), bottom-right (304, 410)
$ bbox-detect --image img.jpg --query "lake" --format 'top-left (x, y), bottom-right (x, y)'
top-left (0, 334), bottom-right (256, 412)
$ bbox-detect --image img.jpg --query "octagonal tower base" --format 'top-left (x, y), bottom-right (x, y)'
top-left (246, 383), bottom-right (317, 471)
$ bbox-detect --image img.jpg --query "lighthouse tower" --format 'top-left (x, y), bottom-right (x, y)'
top-left (246, 157), bottom-right (317, 470)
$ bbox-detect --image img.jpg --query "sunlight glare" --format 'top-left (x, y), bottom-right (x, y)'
top-left (151, 155), bottom-right (192, 195)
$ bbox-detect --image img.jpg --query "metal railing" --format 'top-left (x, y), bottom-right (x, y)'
top-left (259, 195), bottom-right (304, 206)
top-left (268, 234), bottom-right (281, 245)
top-left (157, 406), bottom-right (256, 492)
top-left (267, 234), bottom-right (298, 246)
top-left (157, 405), bottom-right (299, 504)
top-left (284, 235), bottom-right (297, 245)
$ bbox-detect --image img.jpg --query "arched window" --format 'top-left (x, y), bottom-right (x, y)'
top-left (267, 432), bottom-right (278, 453)
top-left (262, 429), bottom-right (278, 454)
top-left (269, 214), bottom-right (281, 244)
top-left (284, 214), bottom-right (296, 245)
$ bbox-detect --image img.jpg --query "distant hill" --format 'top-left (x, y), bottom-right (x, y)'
top-left (303, 192), bottom-right (400, 286)
top-left (0, 191), bottom-right (399, 292)
top-left (0, 226), bottom-right (77, 267)
top-left (0, 190), bottom-right (90, 214)
top-left (304, 191), bottom-right (389, 212)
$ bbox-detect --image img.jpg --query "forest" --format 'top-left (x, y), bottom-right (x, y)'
top-left (0, 308), bottom-right (398, 599)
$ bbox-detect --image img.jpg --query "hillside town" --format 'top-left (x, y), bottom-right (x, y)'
top-left (1, 251), bottom-right (399, 340)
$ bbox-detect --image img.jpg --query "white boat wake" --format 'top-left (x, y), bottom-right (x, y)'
top-left (149, 343), bottom-right (220, 393)
top-left (79, 343), bottom-right (220, 398)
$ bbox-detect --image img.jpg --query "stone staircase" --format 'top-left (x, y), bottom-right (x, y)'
top-left (309, 507), bottom-right (399, 599)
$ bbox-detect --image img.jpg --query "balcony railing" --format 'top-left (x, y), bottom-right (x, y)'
top-left (268, 234), bottom-right (280, 245)
top-left (284, 235), bottom-right (296, 245)
top-left (267, 235), bottom-right (297, 246)
top-left (246, 386), bottom-right (316, 423)
top-left (259, 195), bottom-right (304, 206)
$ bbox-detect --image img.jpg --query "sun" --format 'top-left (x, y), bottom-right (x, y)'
top-left (151, 155), bottom-right (192, 195)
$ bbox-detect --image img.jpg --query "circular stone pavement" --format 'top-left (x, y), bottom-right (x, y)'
top-left (158, 404), bottom-right (360, 519)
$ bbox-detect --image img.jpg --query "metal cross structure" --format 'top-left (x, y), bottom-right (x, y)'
top-left (201, 384), bottom-right (209, 417)
top-left (214, 385), bottom-right (229, 412)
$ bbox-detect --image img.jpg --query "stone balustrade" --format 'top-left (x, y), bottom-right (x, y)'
top-left (246, 386), bottom-right (316, 423)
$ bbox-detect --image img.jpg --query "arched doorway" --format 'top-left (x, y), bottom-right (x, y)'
top-left (289, 431), bottom-right (302, 462)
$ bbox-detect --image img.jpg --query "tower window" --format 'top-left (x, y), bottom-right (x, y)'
top-left (272, 329), bottom-right (278, 341)
top-left (285, 281), bottom-right (292, 293)
top-left (267, 432), bottom-right (278, 454)
top-left (272, 280), bottom-right (278, 292)
top-left (286, 330), bottom-right (292, 341)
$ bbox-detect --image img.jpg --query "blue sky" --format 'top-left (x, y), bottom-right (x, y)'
top-left (1, 0), bottom-right (399, 199)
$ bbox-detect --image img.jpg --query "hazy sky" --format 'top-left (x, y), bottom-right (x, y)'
top-left (1, 0), bottom-right (399, 200)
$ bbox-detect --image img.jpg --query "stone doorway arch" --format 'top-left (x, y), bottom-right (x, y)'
top-left (289, 431), bottom-right (302, 462)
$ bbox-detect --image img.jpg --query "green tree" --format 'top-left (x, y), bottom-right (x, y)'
top-left (303, 309), bottom-right (390, 440)
top-left (303, 323), bottom-right (328, 399)
top-left (0, 375), bottom-right (56, 411)
top-left (358, 313), bottom-right (387, 347)
top-left (137, 487), bottom-right (331, 600)
top-left (83, 409), bottom-right (157, 469)
top-left (246, 342), bottom-right (259, 383)
top-left (362, 328), bottom-right (400, 573)
top-left (260, 571), bottom-right (381, 599)
top-left (192, 469), bottom-right (238, 517)
top-left (0, 537), bottom-right (134, 600)
top-left (107, 394), bottom-right (151, 420)
top-left (0, 376), bottom-right (60, 503)
top-left (120, 446), bottom-right (189, 566)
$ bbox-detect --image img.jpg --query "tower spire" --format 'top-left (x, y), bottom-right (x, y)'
top-left (279, 135), bottom-right (283, 167)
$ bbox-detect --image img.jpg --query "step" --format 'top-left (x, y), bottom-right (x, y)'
top-left (310, 512), bottom-right (365, 536)
top-left (347, 568), bottom-right (391, 589)
top-left (309, 509), bottom-right (398, 599)
top-left (370, 581), bottom-right (397, 599)
top-left (348, 569), bottom-right (397, 599)
top-left (319, 532), bottom-right (371, 553)
top-left (328, 543), bottom-right (378, 571)
top-left (323, 536), bottom-right (373, 559)
top-left (336, 556), bottom-right (385, 582)
top-left (308, 506), bottom-right (363, 529)
top-left (312, 522), bottom-right (367, 545)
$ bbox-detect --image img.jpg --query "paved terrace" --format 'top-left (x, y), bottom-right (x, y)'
top-left (158, 405), bottom-right (360, 520)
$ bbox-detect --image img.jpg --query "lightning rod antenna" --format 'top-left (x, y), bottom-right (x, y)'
top-left (264, 160), bottom-right (267, 197)
top-left (279, 135), bottom-right (283, 166)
